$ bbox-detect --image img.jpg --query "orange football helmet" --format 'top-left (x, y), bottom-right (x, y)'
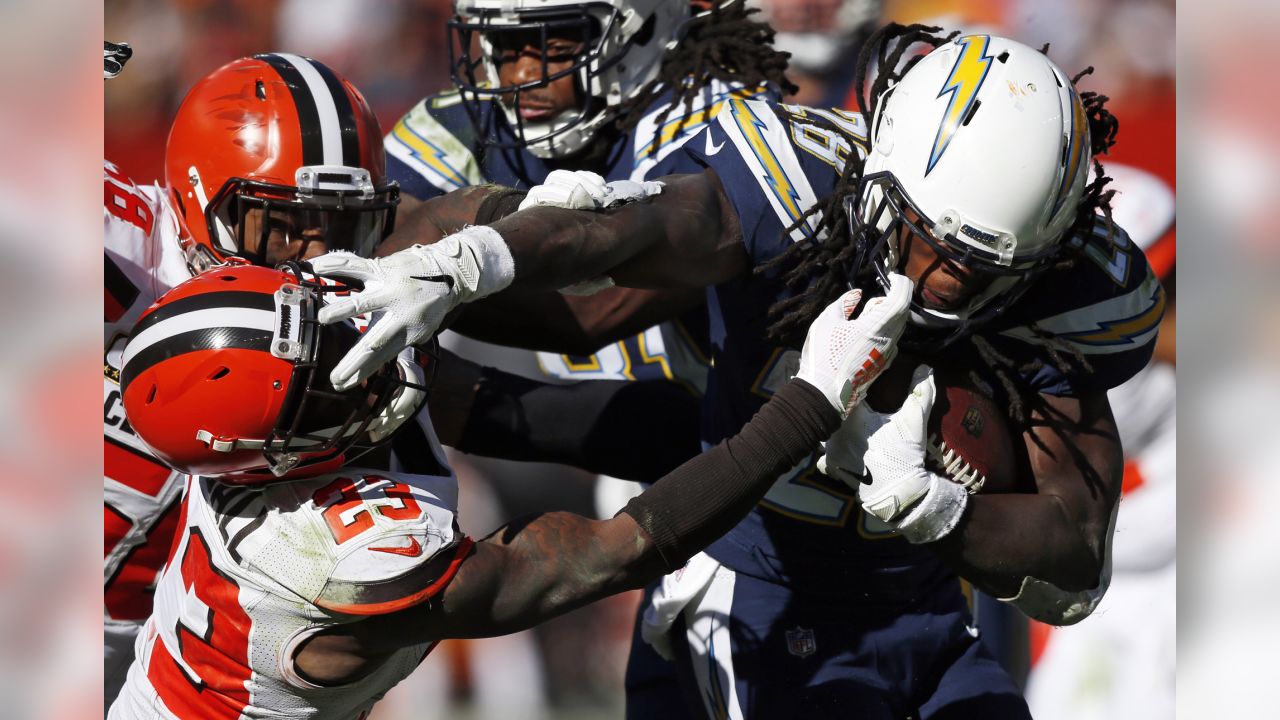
top-left (165, 54), bottom-right (399, 273)
top-left (119, 264), bottom-right (430, 484)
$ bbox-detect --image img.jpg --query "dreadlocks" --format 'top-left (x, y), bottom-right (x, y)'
top-left (758, 23), bottom-right (955, 345)
top-left (616, 0), bottom-right (798, 152)
top-left (755, 22), bottom-right (1123, 425)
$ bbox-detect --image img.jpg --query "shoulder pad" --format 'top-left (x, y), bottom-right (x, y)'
top-left (384, 93), bottom-right (483, 195)
top-left (988, 217), bottom-right (1165, 394)
top-left (629, 81), bottom-right (776, 175)
top-left (240, 470), bottom-right (470, 616)
top-left (1001, 219), bottom-right (1166, 357)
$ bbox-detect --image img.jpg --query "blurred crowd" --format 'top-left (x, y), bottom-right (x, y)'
top-left (100, 0), bottom-right (1180, 718)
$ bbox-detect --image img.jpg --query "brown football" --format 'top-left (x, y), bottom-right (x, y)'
top-left (865, 358), bottom-right (1024, 494)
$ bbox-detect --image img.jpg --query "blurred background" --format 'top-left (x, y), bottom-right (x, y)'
top-left (0, 0), bottom-right (1253, 716)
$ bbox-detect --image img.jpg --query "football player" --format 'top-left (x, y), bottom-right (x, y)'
top-left (312, 25), bottom-right (1163, 718)
top-left (104, 51), bottom-right (401, 707)
top-left (381, 10), bottom-right (797, 704)
top-left (384, 0), bottom-right (794, 396)
top-left (107, 262), bottom-right (911, 720)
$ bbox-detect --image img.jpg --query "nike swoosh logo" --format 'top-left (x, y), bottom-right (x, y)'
top-left (704, 133), bottom-right (724, 156)
top-left (410, 274), bottom-right (454, 290)
top-left (369, 536), bottom-right (423, 557)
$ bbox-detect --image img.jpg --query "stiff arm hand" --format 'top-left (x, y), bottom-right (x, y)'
top-left (794, 273), bottom-right (912, 418)
top-left (310, 227), bottom-right (515, 391)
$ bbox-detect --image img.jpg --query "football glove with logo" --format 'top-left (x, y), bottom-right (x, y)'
top-left (840, 364), bottom-right (969, 544)
top-left (794, 273), bottom-right (912, 418)
top-left (312, 226), bottom-right (515, 390)
top-left (518, 169), bottom-right (662, 295)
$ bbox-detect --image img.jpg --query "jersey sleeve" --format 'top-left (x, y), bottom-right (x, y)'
top-left (678, 100), bottom-right (866, 265)
top-left (384, 92), bottom-right (485, 201)
top-left (990, 218), bottom-right (1166, 396)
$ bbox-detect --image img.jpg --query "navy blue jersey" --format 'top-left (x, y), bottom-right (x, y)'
top-left (385, 80), bottom-right (778, 199)
top-left (384, 81), bottom-right (774, 388)
top-left (675, 98), bottom-right (1163, 598)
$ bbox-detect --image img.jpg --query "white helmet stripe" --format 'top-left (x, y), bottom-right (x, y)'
top-left (276, 52), bottom-right (345, 166)
top-left (122, 307), bottom-right (277, 370)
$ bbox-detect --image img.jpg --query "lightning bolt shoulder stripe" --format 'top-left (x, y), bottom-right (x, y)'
top-left (998, 270), bottom-right (1166, 353)
top-left (384, 99), bottom-right (482, 192)
top-left (716, 98), bottom-right (822, 242)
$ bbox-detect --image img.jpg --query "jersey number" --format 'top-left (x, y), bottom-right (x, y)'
top-left (314, 475), bottom-right (424, 545)
top-left (148, 529), bottom-right (251, 720)
top-left (555, 327), bottom-right (673, 382)
top-left (104, 166), bottom-right (156, 234)
top-left (759, 453), bottom-right (859, 527)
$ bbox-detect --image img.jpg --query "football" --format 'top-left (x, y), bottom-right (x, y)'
top-left (865, 359), bottom-right (1024, 494)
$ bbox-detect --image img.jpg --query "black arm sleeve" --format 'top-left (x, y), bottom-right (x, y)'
top-left (621, 380), bottom-right (839, 572)
top-left (454, 369), bottom-right (702, 482)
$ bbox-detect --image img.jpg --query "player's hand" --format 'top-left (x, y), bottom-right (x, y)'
top-left (816, 402), bottom-right (883, 485)
top-left (794, 273), bottom-right (911, 418)
top-left (309, 227), bottom-right (514, 391)
top-left (519, 169), bottom-right (664, 212)
top-left (858, 365), bottom-right (936, 522)
top-left (857, 364), bottom-right (968, 544)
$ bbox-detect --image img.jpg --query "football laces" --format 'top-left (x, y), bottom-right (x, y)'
top-left (926, 433), bottom-right (987, 494)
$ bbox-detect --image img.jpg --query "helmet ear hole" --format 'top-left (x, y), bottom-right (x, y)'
top-left (146, 385), bottom-right (158, 405)
top-left (633, 14), bottom-right (656, 46)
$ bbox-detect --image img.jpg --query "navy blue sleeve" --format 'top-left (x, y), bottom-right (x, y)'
top-left (989, 218), bottom-right (1166, 395)
top-left (677, 100), bottom-right (865, 266)
top-left (383, 93), bottom-right (484, 201)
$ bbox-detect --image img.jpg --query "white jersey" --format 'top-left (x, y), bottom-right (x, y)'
top-left (104, 159), bottom-right (194, 701)
top-left (110, 465), bottom-right (470, 720)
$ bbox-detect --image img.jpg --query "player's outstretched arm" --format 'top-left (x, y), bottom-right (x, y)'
top-left (381, 183), bottom-right (708, 354)
top-left (414, 279), bottom-right (912, 640)
top-left (290, 282), bottom-right (912, 683)
top-left (311, 171), bottom-right (746, 390)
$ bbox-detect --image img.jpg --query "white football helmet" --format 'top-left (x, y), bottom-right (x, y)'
top-left (849, 34), bottom-right (1091, 340)
top-left (449, 0), bottom-right (688, 158)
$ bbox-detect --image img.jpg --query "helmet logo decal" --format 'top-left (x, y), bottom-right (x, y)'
top-left (927, 35), bottom-right (994, 176)
top-left (1051, 86), bottom-right (1089, 218)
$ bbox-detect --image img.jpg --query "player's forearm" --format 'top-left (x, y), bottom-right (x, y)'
top-left (375, 184), bottom-right (527, 258)
top-left (492, 380), bottom-right (838, 628)
top-left (928, 492), bottom-right (1109, 596)
top-left (487, 172), bottom-right (746, 291)
top-left (621, 379), bottom-right (841, 571)
top-left (430, 379), bottom-right (838, 640)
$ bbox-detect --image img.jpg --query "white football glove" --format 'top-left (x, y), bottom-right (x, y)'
top-left (857, 364), bottom-right (968, 544)
top-left (517, 170), bottom-right (660, 296)
top-left (794, 273), bottom-right (912, 418)
top-left (310, 225), bottom-right (515, 391)
top-left (518, 169), bottom-right (664, 212)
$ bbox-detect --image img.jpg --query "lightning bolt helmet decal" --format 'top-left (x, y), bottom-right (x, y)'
top-left (927, 35), bottom-right (995, 176)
